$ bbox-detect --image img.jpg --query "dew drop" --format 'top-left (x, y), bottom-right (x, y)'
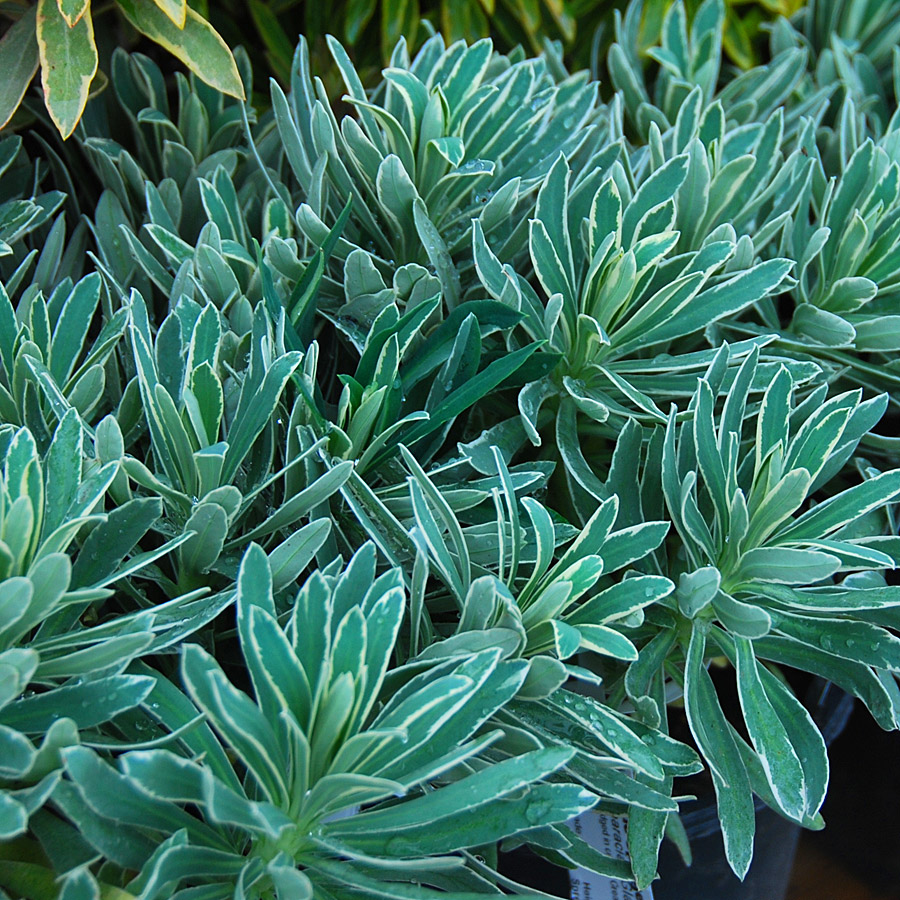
top-left (525, 799), bottom-right (552, 824)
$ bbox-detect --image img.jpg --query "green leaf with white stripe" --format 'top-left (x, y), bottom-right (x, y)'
top-left (684, 625), bottom-right (754, 878)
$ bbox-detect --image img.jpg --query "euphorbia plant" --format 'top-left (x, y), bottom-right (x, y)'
top-left (44, 543), bottom-right (608, 899)
top-left (594, 346), bottom-right (900, 881)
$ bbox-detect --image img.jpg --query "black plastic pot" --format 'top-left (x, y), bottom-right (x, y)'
top-left (805, 701), bottom-right (900, 897)
top-left (654, 679), bottom-right (854, 900)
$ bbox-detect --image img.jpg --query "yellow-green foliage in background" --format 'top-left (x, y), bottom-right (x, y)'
top-left (0, 0), bottom-right (244, 138)
top-left (209, 0), bottom-right (806, 92)
top-left (0, 0), bottom-right (805, 141)
top-left (711, 0), bottom-right (806, 68)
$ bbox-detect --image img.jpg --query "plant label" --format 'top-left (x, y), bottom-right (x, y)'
top-left (568, 811), bottom-right (654, 900)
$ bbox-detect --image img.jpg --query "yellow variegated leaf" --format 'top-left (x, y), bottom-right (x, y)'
top-left (55, 0), bottom-right (89, 27)
top-left (114, 0), bottom-right (244, 99)
top-left (36, 0), bottom-right (98, 139)
top-left (150, 0), bottom-right (186, 27)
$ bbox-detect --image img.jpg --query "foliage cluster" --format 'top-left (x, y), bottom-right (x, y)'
top-left (2, 0), bottom-right (900, 897)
